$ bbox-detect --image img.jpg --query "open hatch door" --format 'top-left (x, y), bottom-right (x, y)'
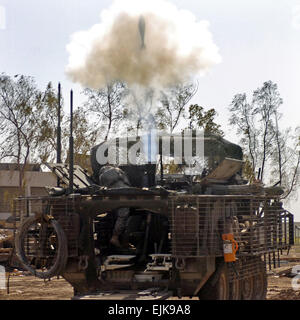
top-left (45, 163), bottom-right (94, 188)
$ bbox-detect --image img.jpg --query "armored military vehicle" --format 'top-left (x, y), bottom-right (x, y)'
top-left (13, 133), bottom-right (293, 300)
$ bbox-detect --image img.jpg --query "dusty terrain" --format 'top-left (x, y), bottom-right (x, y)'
top-left (266, 245), bottom-right (300, 300)
top-left (0, 247), bottom-right (300, 300)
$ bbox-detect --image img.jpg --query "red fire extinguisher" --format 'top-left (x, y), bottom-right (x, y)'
top-left (222, 233), bottom-right (238, 262)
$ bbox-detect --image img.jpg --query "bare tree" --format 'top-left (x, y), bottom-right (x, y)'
top-left (83, 82), bottom-right (126, 141)
top-left (0, 74), bottom-right (38, 194)
top-left (121, 107), bottom-right (142, 136)
top-left (229, 80), bottom-right (299, 200)
top-left (271, 125), bottom-right (300, 200)
top-left (156, 82), bottom-right (198, 133)
top-left (229, 93), bottom-right (259, 175)
top-left (30, 82), bottom-right (66, 163)
top-left (61, 106), bottom-right (98, 172)
top-left (252, 81), bottom-right (282, 181)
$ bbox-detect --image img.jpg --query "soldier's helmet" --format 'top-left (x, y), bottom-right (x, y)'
top-left (99, 166), bottom-right (130, 188)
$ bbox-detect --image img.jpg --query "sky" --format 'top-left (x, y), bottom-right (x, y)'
top-left (0, 0), bottom-right (299, 218)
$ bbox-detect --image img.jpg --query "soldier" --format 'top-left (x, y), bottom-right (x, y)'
top-left (98, 166), bottom-right (131, 247)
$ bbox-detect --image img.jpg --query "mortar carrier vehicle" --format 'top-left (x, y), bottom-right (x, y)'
top-left (13, 133), bottom-right (294, 300)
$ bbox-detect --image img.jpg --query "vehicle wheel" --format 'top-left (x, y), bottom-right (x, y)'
top-left (229, 278), bottom-right (241, 300)
top-left (15, 216), bottom-right (68, 279)
top-left (198, 263), bottom-right (229, 300)
top-left (241, 276), bottom-right (254, 300)
top-left (252, 262), bottom-right (267, 300)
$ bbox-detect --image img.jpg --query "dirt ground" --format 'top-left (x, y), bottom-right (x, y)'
top-left (267, 272), bottom-right (300, 300)
top-left (1, 247), bottom-right (300, 300)
top-left (265, 245), bottom-right (300, 300)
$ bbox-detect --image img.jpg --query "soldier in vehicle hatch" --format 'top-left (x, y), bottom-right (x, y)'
top-left (98, 166), bottom-right (131, 247)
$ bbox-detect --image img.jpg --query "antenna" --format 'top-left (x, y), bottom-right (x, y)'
top-left (257, 168), bottom-right (261, 180)
top-left (57, 83), bottom-right (62, 187)
top-left (69, 90), bottom-right (74, 194)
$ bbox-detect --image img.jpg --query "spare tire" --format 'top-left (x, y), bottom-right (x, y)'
top-left (15, 216), bottom-right (68, 279)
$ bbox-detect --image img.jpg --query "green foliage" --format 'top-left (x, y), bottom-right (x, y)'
top-left (188, 104), bottom-right (224, 136)
top-left (0, 73), bottom-right (40, 191)
top-left (32, 82), bottom-right (65, 163)
top-left (67, 106), bottom-right (97, 156)
top-left (243, 156), bottom-right (256, 183)
top-left (229, 80), bottom-right (299, 200)
top-left (156, 82), bottom-right (197, 133)
top-left (83, 81), bottom-right (127, 141)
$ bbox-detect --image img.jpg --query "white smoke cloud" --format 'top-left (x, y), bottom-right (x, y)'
top-left (65, 0), bottom-right (222, 89)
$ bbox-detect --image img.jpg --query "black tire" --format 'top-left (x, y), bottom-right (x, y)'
top-left (241, 275), bottom-right (255, 300)
top-left (252, 261), bottom-right (267, 300)
top-left (15, 216), bottom-right (68, 279)
top-left (199, 262), bottom-right (230, 300)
